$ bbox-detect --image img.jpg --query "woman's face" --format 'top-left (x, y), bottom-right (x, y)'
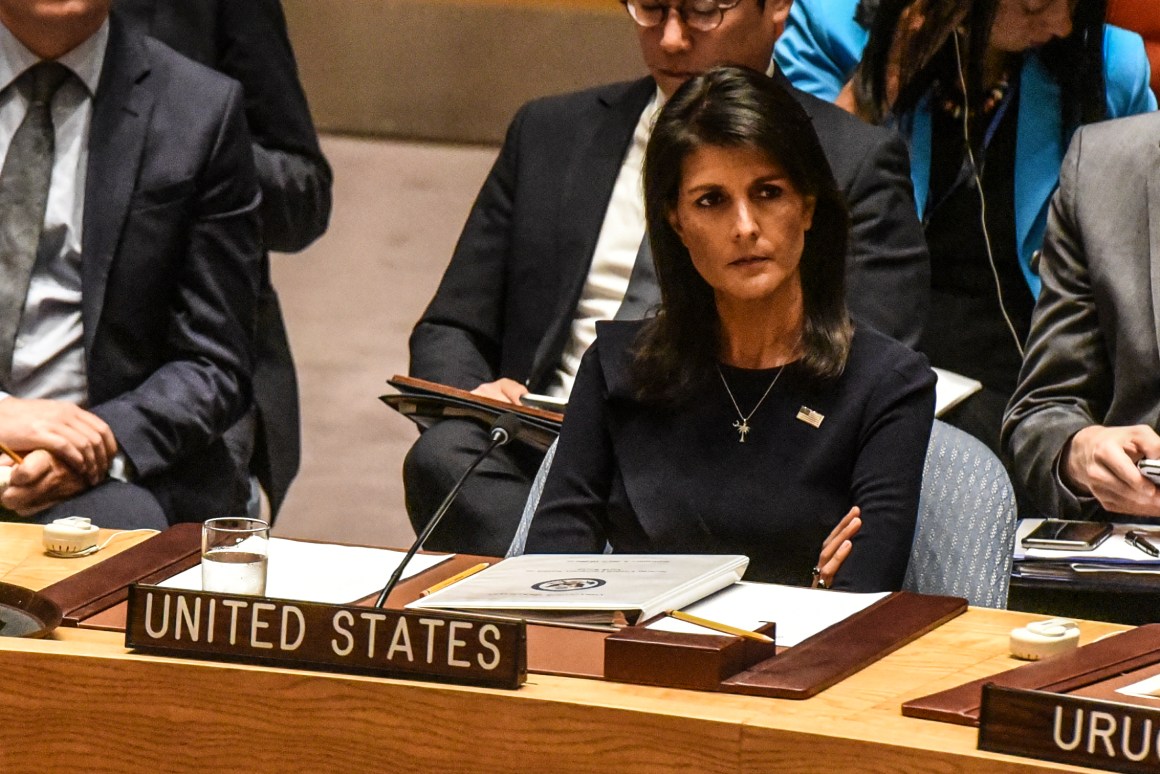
top-left (989, 0), bottom-right (1074, 52)
top-left (667, 143), bottom-right (815, 308)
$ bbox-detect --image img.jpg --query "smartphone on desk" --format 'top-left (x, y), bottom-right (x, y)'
top-left (1021, 520), bottom-right (1113, 551)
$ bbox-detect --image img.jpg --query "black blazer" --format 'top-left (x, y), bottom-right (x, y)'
top-left (86, 15), bottom-right (262, 522)
top-left (410, 75), bottom-right (930, 393)
top-left (116, 0), bottom-right (333, 514)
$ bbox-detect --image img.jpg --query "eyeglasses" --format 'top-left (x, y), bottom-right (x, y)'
top-left (622, 0), bottom-right (743, 33)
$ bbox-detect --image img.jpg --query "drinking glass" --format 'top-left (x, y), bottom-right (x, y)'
top-left (201, 517), bottom-right (269, 595)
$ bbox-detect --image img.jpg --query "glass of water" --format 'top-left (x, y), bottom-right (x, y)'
top-left (201, 517), bottom-right (269, 596)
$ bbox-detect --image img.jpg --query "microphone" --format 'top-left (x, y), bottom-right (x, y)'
top-left (374, 413), bottom-right (522, 607)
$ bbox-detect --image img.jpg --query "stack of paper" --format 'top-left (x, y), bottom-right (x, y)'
top-left (647, 582), bottom-right (888, 647)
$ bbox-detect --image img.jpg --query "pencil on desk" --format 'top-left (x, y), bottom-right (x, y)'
top-left (667, 610), bottom-right (773, 643)
top-left (0, 441), bottom-right (23, 465)
top-left (419, 562), bottom-right (491, 597)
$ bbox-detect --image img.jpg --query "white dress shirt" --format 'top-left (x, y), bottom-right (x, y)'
top-left (0, 21), bottom-right (108, 405)
top-left (544, 89), bottom-right (664, 399)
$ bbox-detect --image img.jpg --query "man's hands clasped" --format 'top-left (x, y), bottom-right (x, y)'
top-left (0, 398), bottom-right (117, 516)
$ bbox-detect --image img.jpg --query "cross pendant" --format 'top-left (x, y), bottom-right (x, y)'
top-left (733, 419), bottom-right (750, 443)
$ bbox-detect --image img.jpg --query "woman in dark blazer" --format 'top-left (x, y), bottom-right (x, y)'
top-left (525, 67), bottom-right (936, 592)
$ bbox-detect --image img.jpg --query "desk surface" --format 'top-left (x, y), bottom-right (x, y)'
top-left (0, 522), bottom-right (153, 591)
top-left (0, 524), bottom-right (1133, 773)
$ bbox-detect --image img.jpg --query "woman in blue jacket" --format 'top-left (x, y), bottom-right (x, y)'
top-left (774, 0), bottom-right (1154, 458)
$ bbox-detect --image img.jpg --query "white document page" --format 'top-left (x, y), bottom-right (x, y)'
top-left (160, 538), bottom-right (453, 604)
top-left (932, 367), bottom-right (983, 417)
top-left (1015, 519), bottom-right (1160, 564)
top-left (646, 581), bottom-right (888, 647)
top-left (1116, 673), bottom-right (1160, 701)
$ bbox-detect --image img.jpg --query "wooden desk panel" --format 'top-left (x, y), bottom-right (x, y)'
top-left (0, 610), bottom-right (1127, 772)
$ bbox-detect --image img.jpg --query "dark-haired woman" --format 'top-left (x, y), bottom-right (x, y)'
top-left (775, 0), bottom-right (1155, 456)
top-left (525, 67), bottom-right (935, 592)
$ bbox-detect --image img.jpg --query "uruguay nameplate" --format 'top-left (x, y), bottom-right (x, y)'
top-left (125, 585), bottom-right (526, 689)
top-left (979, 684), bottom-right (1160, 772)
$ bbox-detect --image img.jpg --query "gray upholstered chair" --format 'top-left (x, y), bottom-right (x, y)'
top-left (509, 420), bottom-right (1018, 609)
top-left (903, 419), bottom-right (1017, 608)
top-left (506, 439), bottom-right (557, 557)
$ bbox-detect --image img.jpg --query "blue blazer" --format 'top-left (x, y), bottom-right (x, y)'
top-left (775, 0), bottom-right (1157, 296)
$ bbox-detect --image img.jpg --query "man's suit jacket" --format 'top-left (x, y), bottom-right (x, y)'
top-left (84, 15), bottom-right (262, 522)
top-left (410, 75), bottom-right (930, 393)
top-left (1003, 113), bottom-right (1160, 519)
top-left (116, 0), bottom-right (334, 514)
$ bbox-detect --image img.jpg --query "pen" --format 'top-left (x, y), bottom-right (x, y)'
top-left (419, 562), bottom-right (491, 597)
top-left (0, 441), bottom-right (23, 464)
top-left (1125, 531), bottom-right (1160, 558)
top-left (667, 609), bottom-right (773, 643)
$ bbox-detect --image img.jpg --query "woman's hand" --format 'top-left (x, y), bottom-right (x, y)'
top-left (812, 506), bottom-right (861, 589)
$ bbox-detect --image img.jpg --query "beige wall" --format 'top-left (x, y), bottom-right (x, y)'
top-left (284, 0), bottom-right (645, 144)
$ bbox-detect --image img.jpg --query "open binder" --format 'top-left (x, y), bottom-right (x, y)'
top-left (380, 375), bottom-right (563, 452)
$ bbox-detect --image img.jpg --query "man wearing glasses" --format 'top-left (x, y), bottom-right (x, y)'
top-left (405, 0), bottom-right (930, 556)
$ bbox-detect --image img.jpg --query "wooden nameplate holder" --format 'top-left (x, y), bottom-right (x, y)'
top-left (978, 683), bottom-right (1160, 773)
top-left (903, 624), bottom-right (1160, 727)
top-left (603, 591), bottom-right (967, 699)
top-left (124, 584), bottom-right (527, 690)
top-left (605, 622), bottom-right (777, 692)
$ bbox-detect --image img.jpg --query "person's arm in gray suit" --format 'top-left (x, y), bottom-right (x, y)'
top-left (1003, 126), bottom-right (1160, 519)
top-left (214, 0), bottom-right (331, 252)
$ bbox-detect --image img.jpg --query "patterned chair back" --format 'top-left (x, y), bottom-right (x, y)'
top-left (903, 420), bottom-right (1017, 608)
top-left (507, 439), bottom-right (557, 557)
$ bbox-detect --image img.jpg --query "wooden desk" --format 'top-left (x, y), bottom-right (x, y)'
top-left (0, 525), bottom-right (1130, 773)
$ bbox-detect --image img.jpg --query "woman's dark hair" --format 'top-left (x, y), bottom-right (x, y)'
top-left (854, 0), bottom-right (1107, 138)
top-left (855, 0), bottom-right (883, 28)
top-left (633, 65), bottom-right (852, 407)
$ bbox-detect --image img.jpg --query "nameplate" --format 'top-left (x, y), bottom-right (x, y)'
top-left (124, 585), bottom-right (526, 690)
top-left (979, 684), bottom-right (1160, 772)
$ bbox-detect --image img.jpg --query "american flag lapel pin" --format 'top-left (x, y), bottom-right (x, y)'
top-left (796, 406), bottom-right (824, 428)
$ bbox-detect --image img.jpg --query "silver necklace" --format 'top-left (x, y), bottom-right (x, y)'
top-left (716, 363), bottom-right (785, 443)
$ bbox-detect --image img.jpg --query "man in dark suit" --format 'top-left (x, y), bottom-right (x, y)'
top-left (0, 0), bottom-right (261, 527)
top-left (407, 0), bottom-right (930, 555)
top-left (115, 0), bottom-right (333, 517)
top-left (1004, 113), bottom-right (1160, 520)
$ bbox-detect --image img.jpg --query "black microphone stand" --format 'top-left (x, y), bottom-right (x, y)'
top-left (374, 414), bottom-right (520, 607)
